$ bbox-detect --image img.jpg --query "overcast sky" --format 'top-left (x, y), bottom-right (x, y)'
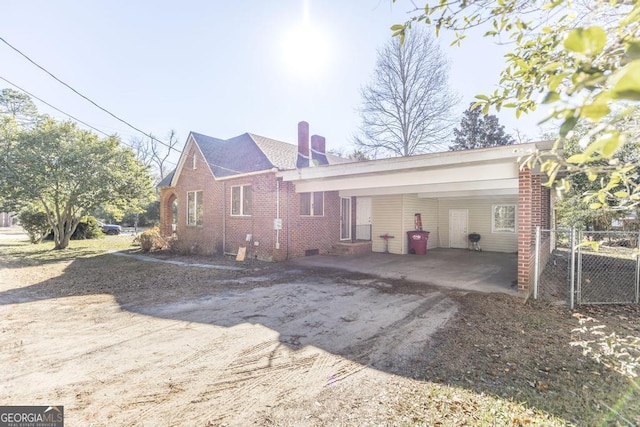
top-left (1, 1), bottom-right (550, 162)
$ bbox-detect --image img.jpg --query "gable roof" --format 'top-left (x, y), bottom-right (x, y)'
top-left (159, 130), bottom-right (349, 187)
top-left (192, 132), bottom-right (274, 178)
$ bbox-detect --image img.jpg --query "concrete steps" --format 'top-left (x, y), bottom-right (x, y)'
top-left (328, 241), bottom-right (372, 256)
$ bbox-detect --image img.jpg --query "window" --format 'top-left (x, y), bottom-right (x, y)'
top-left (492, 204), bottom-right (516, 233)
top-left (187, 191), bottom-right (203, 226)
top-left (300, 192), bottom-right (324, 216)
top-left (231, 185), bottom-right (252, 216)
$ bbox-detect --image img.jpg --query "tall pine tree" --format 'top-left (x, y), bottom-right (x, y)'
top-left (449, 104), bottom-right (515, 151)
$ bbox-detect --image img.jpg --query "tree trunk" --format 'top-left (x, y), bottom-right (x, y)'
top-left (52, 218), bottom-right (76, 250)
top-left (54, 232), bottom-right (71, 250)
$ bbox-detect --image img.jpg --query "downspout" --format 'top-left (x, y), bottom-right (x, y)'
top-left (286, 182), bottom-right (290, 259)
top-left (276, 178), bottom-right (281, 250)
top-left (222, 181), bottom-right (226, 254)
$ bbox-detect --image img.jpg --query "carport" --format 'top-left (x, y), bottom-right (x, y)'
top-left (291, 248), bottom-right (519, 295)
top-left (278, 141), bottom-right (553, 293)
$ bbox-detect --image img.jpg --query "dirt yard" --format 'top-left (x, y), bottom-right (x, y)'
top-left (1, 235), bottom-right (639, 426)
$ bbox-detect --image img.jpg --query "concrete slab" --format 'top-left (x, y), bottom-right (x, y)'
top-left (290, 248), bottom-right (520, 295)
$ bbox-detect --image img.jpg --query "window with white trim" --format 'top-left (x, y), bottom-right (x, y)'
top-left (187, 190), bottom-right (203, 226)
top-left (231, 185), bottom-right (252, 216)
top-left (492, 204), bottom-right (516, 233)
top-left (300, 192), bottom-right (324, 216)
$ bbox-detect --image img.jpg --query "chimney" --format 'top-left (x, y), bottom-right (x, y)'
top-left (297, 121), bottom-right (310, 168)
top-left (311, 135), bottom-right (328, 166)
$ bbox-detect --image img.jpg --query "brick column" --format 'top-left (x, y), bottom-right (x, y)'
top-left (159, 188), bottom-right (176, 236)
top-left (517, 167), bottom-right (544, 293)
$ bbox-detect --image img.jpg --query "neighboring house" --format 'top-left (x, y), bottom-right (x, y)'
top-left (0, 212), bottom-right (11, 227)
top-left (159, 121), bottom-right (552, 293)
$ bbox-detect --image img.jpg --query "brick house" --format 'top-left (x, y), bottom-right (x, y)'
top-left (158, 122), bottom-right (348, 261)
top-left (159, 121), bottom-right (552, 293)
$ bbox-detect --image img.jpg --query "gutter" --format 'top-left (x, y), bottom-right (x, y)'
top-left (214, 167), bottom-right (279, 181)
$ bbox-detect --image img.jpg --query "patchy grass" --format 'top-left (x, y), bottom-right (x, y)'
top-left (1, 236), bottom-right (639, 425)
top-left (389, 382), bottom-right (567, 426)
top-left (416, 293), bottom-right (640, 426)
top-left (0, 234), bottom-right (136, 265)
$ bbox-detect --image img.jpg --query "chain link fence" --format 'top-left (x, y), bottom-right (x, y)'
top-left (534, 228), bottom-right (640, 308)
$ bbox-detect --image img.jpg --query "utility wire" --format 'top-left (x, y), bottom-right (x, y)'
top-left (1, 75), bottom-right (112, 138)
top-left (0, 36), bottom-right (177, 154)
top-left (0, 38), bottom-right (246, 176)
top-left (0, 75), bottom-right (177, 166)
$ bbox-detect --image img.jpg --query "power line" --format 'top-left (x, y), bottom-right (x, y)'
top-left (0, 38), bottom-right (245, 176)
top-left (0, 36), bottom-right (178, 154)
top-left (1, 76), bottom-right (113, 138)
top-left (0, 76), bottom-right (177, 167)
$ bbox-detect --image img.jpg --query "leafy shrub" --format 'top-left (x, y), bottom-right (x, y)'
top-left (18, 206), bottom-right (50, 244)
top-left (135, 227), bottom-right (167, 252)
top-left (42, 215), bottom-right (104, 241)
top-left (73, 216), bottom-right (103, 239)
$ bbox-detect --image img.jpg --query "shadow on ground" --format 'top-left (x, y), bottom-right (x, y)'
top-left (1, 250), bottom-right (638, 424)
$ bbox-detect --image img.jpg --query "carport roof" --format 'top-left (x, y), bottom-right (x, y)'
top-left (277, 141), bottom-right (553, 198)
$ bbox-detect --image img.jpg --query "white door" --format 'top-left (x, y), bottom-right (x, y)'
top-left (449, 209), bottom-right (468, 248)
top-left (356, 197), bottom-right (372, 240)
top-left (340, 197), bottom-right (352, 241)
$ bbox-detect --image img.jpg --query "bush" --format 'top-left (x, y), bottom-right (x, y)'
top-left (42, 215), bottom-right (105, 241)
top-left (73, 216), bottom-right (104, 239)
top-left (18, 206), bottom-right (50, 244)
top-left (135, 227), bottom-right (167, 252)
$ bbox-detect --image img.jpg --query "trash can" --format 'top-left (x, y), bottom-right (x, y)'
top-left (407, 230), bottom-right (429, 255)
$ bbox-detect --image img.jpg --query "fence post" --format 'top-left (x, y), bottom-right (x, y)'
top-left (636, 232), bottom-right (640, 304)
top-left (570, 227), bottom-right (576, 310)
top-left (533, 226), bottom-right (541, 300)
top-left (577, 229), bottom-right (583, 307)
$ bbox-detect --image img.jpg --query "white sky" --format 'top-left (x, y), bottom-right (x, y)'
top-left (0, 1), bottom-right (551, 162)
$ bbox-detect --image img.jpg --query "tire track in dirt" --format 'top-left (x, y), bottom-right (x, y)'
top-left (339, 292), bottom-right (457, 373)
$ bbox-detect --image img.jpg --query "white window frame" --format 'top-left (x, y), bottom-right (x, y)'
top-left (300, 192), bottom-right (324, 217)
top-left (492, 204), bottom-right (516, 233)
top-left (231, 185), bottom-right (252, 216)
top-left (187, 190), bottom-right (203, 227)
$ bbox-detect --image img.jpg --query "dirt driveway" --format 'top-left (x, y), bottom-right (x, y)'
top-left (0, 250), bottom-right (458, 426)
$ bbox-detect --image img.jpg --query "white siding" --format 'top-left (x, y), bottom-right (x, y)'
top-left (402, 195), bottom-right (439, 250)
top-left (438, 197), bottom-right (517, 253)
top-left (371, 195), bottom-right (404, 254)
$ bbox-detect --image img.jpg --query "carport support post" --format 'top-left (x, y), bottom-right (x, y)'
top-left (533, 226), bottom-right (541, 300)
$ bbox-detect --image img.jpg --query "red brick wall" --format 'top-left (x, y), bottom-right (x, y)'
top-left (159, 189), bottom-right (176, 236)
top-left (162, 143), bottom-right (224, 254)
top-left (223, 173), bottom-right (280, 261)
top-left (283, 181), bottom-right (342, 259)
top-left (158, 151), bottom-right (342, 260)
top-left (517, 168), bottom-right (551, 293)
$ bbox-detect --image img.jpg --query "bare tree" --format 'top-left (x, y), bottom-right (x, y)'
top-left (354, 28), bottom-right (458, 157)
top-left (130, 129), bottom-right (181, 183)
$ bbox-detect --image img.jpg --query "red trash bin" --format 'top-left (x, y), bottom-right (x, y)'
top-left (407, 231), bottom-right (429, 255)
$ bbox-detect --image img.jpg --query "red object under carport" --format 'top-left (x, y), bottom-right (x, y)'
top-left (407, 231), bottom-right (430, 255)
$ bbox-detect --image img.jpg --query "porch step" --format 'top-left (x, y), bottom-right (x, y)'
top-left (328, 241), bottom-right (372, 256)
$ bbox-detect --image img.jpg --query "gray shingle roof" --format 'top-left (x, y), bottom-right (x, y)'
top-left (190, 131), bottom-right (349, 179)
top-left (191, 132), bottom-right (273, 177)
top-left (157, 170), bottom-right (175, 188)
top-left (158, 130), bottom-right (351, 187)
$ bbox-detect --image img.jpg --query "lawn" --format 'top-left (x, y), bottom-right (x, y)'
top-left (0, 234), bottom-right (639, 426)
